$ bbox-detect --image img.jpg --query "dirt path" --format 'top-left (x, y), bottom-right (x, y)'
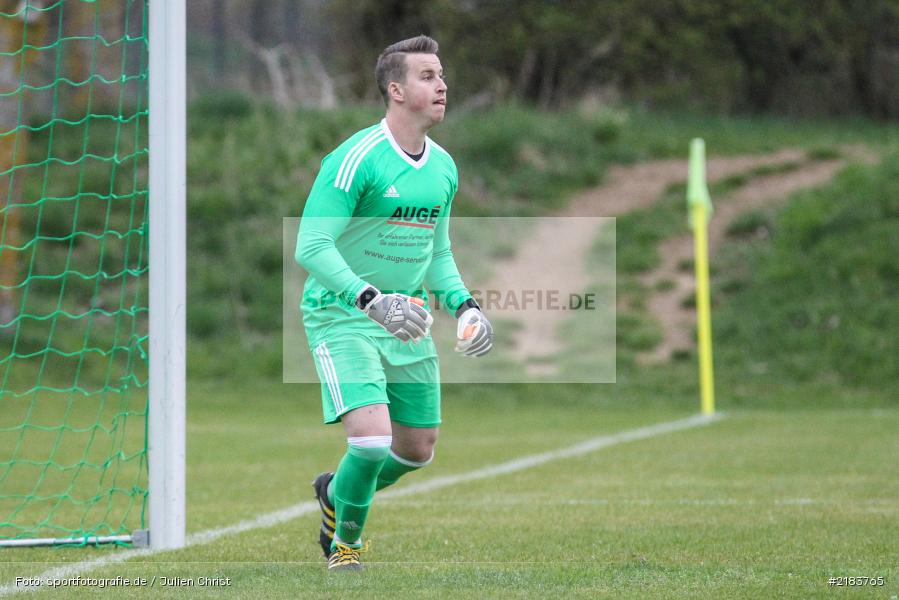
top-left (476, 149), bottom-right (815, 375)
top-left (639, 158), bottom-right (843, 363)
top-left (560, 148), bottom-right (805, 218)
top-left (638, 148), bottom-right (877, 363)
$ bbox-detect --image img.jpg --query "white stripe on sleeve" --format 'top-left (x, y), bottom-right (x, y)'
top-left (334, 129), bottom-right (382, 188)
top-left (341, 134), bottom-right (385, 192)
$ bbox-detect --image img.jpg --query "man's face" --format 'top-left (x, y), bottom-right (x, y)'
top-left (394, 53), bottom-right (447, 124)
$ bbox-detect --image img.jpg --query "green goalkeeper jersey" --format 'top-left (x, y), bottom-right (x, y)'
top-left (295, 118), bottom-right (472, 344)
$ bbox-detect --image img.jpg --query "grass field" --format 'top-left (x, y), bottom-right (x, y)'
top-left (4, 108), bottom-right (896, 598)
top-left (1, 381), bottom-right (896, 598)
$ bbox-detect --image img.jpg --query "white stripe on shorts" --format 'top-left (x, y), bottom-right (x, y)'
top-left (315, 342), bottom-right (343, 414)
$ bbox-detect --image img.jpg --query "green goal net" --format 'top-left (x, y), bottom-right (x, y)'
top-left (0, 0), bottom-right (149, 546)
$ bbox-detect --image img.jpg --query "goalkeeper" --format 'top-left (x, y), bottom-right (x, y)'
top-left (294, 35), bottom-right (493, 572)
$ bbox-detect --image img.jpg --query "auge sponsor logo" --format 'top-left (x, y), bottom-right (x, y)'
top-left (386, 205), bottom-right (442, 228)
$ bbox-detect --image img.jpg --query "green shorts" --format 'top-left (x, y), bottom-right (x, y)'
top-left (310, 331), bottom-right (441, 427)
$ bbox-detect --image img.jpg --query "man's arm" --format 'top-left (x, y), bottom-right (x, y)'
top-left (295, 154), bottom-right (369, 305)
top-left (424, 180), bottom-right (494, 356)
top-left (424, 194), bottom-right (473, 314)
top-left (296, 214), bottom-right (367, 306)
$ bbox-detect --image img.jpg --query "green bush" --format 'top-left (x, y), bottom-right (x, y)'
top-left (714, 154), bottom-right (899, 391)
top-left (726, 210), bottom-right (772, 238)
top-left (617, 313), bottom-right (663, 352)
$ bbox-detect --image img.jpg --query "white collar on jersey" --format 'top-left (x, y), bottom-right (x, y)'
top-left (380, 118), bottom-right (430, 169)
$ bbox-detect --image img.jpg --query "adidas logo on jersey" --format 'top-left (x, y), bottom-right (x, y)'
top-left (383, 185), bottom-right (400, 198)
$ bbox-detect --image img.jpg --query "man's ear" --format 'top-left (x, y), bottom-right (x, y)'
top-left (388, 81), bottom-right (404, 104)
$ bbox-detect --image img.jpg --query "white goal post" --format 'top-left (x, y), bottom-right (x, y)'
top-left (148, 0), bottom-right (186, 550)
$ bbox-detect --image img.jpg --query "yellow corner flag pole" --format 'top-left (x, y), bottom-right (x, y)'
top-left (687, 139), bottom-right (715, 415)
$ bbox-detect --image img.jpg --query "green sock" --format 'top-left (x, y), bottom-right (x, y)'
top-left (376, 450), bottom-right (433, 491)
top-left (331, 441), bottom-right (390, 549)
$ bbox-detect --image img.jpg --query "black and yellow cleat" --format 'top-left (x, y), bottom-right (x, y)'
top-left (311, 472), bottom-right (335, 558)
top-left (327, 541), bottom-right (369, 572)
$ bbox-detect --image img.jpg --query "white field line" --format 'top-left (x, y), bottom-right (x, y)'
top-left (0, 412), bottom-right (723, 596)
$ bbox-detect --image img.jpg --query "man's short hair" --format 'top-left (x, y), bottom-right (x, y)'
top-left (375, 35), bottom-right (439, 106)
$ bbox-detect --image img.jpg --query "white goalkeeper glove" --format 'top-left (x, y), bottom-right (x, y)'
top-left (454, 300), bottom-right (493, 357)
top-left (356, 285), bottom-right (433, 342)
